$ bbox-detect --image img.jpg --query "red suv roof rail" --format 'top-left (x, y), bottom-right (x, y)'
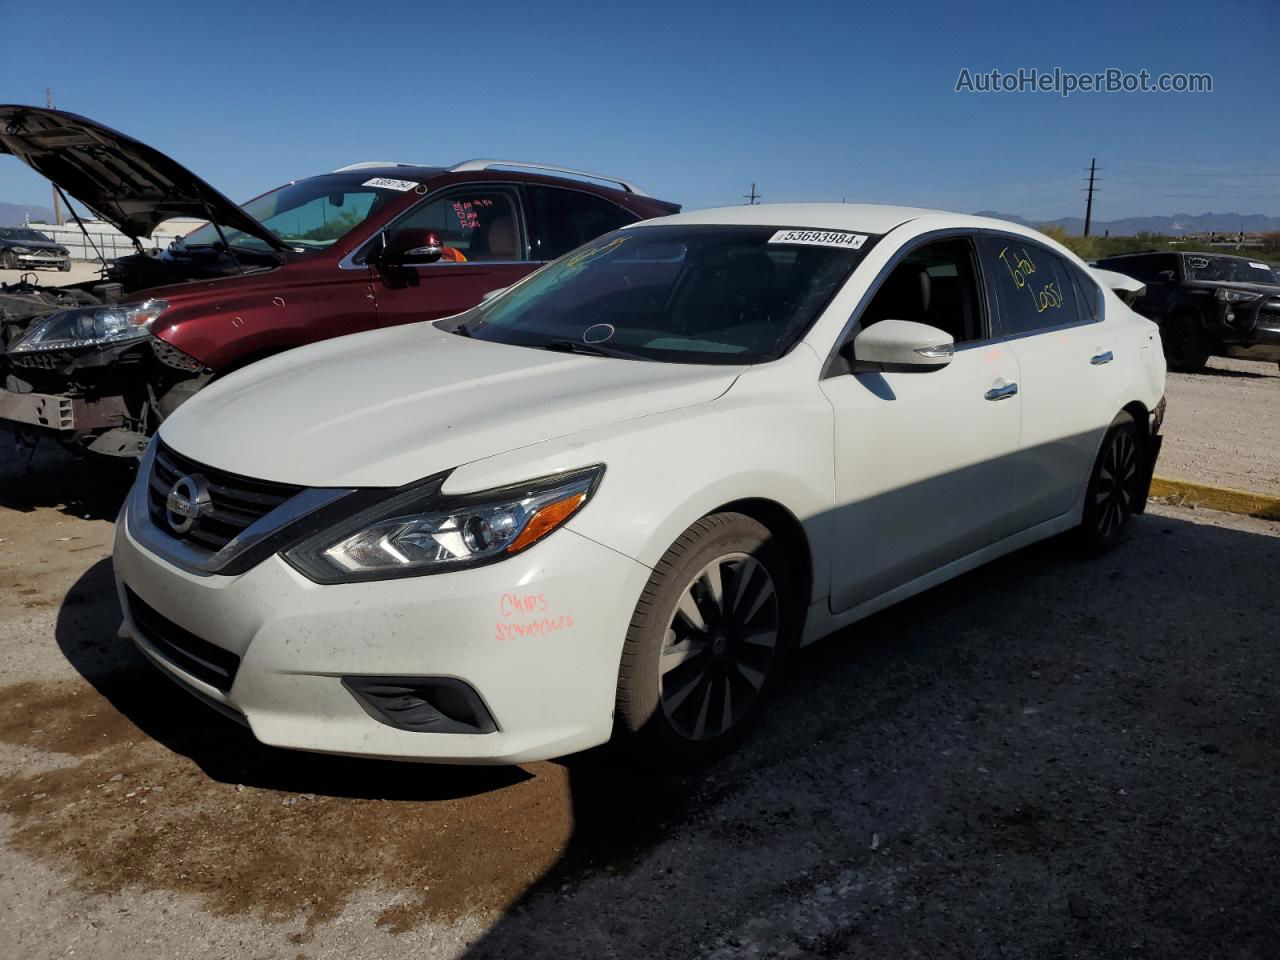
top-left (331, 161), bottom-right (423, 172)
top-left (448, 159), bottom-right (649, 197)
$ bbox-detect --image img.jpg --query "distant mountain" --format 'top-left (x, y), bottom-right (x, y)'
top-left (0, 201), bottom-right (55, 225)
top-left (973, 210), bottom-right (1280, 237)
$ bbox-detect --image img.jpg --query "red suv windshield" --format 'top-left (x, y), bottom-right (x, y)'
top-left (181, 173), bottom-right (413, 253)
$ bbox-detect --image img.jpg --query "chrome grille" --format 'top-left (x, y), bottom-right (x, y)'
top-left (147, 440), bottom-right (302, 553)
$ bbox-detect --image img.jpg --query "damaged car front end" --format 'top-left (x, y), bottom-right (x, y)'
top-left (1, 104), bottom-right (681, 458)
top-left (1, 287), bottom-right (208, 456)
top-left (0, 103), bottom-right (289, 456)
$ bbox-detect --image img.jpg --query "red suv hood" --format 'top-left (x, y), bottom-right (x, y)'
top-left (0, 105), bottom-right (286, 250)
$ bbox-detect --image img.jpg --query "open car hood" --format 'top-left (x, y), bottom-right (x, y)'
top-left (0, 105), bottom-right (286, 249)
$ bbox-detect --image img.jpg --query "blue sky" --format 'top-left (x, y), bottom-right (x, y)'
top-left (1, 0), bottom-right (1276, 223)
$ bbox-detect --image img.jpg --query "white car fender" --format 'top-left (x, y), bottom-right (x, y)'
top-left (444, 345), bottom-right (838, 607)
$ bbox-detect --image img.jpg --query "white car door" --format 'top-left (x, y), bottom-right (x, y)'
top-left (977, 235), bottom-right (1122, 531)
top-left (820, 235), bottom-right (1022, 613)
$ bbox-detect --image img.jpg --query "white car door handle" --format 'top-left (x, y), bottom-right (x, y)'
top-left (1090, 350), bottom-right (1114, 365)
top-left (984, 382), bottom-right (1019, 401)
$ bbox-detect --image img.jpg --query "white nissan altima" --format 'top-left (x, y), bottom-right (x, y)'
top-left (113, 204), bottom-right (1166, 766)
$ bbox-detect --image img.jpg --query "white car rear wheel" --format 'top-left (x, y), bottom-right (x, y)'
top-left (1080, 412), bottom-right (1144, 552)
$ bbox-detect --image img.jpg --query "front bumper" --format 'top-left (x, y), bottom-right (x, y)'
top-left (113, 492), bottom-right (653, 764)
top-left (14, 253), bottom-right (69, 268)
top-left (1222, 321), bottom-right (1280, 363)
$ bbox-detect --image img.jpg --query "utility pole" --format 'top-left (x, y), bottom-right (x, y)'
top-left (743, 183), bottom-right (761, 205)
top-left (46, 88), bottom-right (63, 225)
top-left (1083, 158), bottom-right (1097, 237)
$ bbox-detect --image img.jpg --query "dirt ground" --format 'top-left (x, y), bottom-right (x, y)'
top-left (1159, 356), bottom-right (1280, 497)
top-left (2, 431), bottom-right (1278, 959)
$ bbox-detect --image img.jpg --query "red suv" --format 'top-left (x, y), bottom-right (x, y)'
top-left (0, 106), bottom-right (678, 457)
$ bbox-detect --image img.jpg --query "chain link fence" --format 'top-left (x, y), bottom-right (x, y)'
top-left (16, 221), bottom-right (196, 262)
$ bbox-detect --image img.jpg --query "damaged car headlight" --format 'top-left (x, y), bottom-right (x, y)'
top-left (7, 299), bottom-right (169, 353)
top-left (1214, 288), bottom-right (1262, 304)
top-left (284, 465), bottom-right (604, 584)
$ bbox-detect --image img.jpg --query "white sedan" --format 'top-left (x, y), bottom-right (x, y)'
top-left (112, 204), bottom-right (1167, 766)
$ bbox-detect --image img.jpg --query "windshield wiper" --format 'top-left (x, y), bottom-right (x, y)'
top-left (542, 338), bottom-right (647, 361)
top-left (438, 318), bottom-right (475, 337)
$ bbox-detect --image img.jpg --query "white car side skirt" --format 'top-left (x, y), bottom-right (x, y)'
top-left (800, 506), bottom-right (1084, 647)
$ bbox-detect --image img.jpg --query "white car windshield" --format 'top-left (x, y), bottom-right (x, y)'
top-left (446, 224), bottom-right (879, 364)
top-left (0, 227), bottom-right (52, 242)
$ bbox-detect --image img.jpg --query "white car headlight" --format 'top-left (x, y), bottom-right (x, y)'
top-left (7, 300), bottom-right (169, 353)
top-left (284, 465), bottom-right (604, 583)
top-left (1214, 288), bottom-right (1262, 304)
top-left (10, 245), bottom-right (31, 254)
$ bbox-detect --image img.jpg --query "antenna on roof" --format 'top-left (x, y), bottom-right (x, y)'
top-left (743, 183), bottom-right (762, 205)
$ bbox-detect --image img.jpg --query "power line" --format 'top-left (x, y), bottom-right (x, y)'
top-left (1102, 193), bottom-right (1275, 201)
top-left (1079, 157), bottom-right (1280, 214)
top-left (1106, 179), bottom-right (1273, 188)
top-left (1099, 158), bottom-right (1280, 177)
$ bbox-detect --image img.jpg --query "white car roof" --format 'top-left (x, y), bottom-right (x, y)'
top-left (633, 202), bottom-right (1035, 238)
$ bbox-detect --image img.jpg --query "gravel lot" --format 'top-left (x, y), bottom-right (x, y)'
top-left (0, 261), bottom-right (105, 287)
top-left (1160, 356), bottom-right (1280, 497)
top-left (1, 435), bottom-right (1277, 960)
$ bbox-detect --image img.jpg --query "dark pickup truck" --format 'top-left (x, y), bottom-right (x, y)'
top-left (1094, 251), bottom-right (1280, 372)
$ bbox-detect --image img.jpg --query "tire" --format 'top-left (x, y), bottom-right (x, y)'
top-left (58, 261), bottom-right (71, 272)
top-left (1161, 311), bottom-right (1212, 372)
top-left (615, 512), bottom-right (796, 768)
top-left (1079, 412), bottom-right (1144, 553)
top-left (0, 250), bottom-right (16, 270)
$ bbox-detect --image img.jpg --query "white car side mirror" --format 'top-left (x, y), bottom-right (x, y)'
top-left (481, 288), bottom-right (507, 302)
top-left (852, 319), bottom-right (955, 371)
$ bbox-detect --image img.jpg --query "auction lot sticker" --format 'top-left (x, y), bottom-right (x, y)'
top-left (362, 177), bottom-right (420, 191)
top-left (769, 229), bottom-right (869, 249)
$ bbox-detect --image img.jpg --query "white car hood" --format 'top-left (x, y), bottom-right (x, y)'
top-left (158, 323), bottom-right (744, 488)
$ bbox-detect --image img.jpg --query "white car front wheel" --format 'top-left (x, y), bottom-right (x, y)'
top-left (615, 512), bottom-right (794, 767)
